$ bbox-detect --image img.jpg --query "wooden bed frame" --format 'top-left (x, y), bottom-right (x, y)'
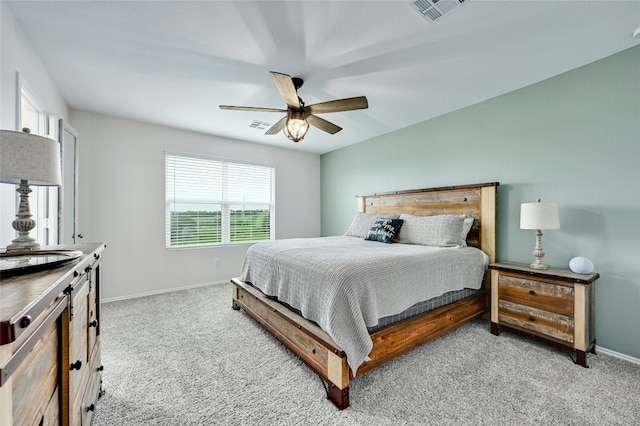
top-left (231, 182), bottom-right (499, 409)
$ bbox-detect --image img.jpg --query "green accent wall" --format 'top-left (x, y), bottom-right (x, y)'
top-left (321, 46), bottom-right (640, 359)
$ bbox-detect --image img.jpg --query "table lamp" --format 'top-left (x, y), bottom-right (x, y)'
top-left (520, 198), bottom-right (560, 269)
top-left (0, 128), bottom-right (62, 251)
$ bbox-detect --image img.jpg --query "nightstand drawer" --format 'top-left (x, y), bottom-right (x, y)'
top-left (498, 300), bottom-right (575, 344)
top-left (498, 274), bottom-right (574, 317)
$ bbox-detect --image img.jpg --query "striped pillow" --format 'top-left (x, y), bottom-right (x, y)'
top-left (395, 214), bottom-right (466, 247)
top-left (344, 212), bottom-right (400, 238)
top-left (460, 217), bottom-right (474, 247)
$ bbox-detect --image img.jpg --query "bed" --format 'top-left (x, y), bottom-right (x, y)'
top-left (231, 182), bottom-right (499, 409)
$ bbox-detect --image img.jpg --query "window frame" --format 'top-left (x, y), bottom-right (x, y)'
top-left (164, 151), bottom-right (276, 249)
top-left (17, 74), bottom-right (59, 246)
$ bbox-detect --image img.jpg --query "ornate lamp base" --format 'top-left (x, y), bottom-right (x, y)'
top-left (530, 229), bottom-right (548, 269)
top-left (7, 180), bottom-right (40, 252)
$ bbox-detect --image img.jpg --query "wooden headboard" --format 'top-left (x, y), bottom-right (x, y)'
top-left (356, 182), bottom-right (499, 263)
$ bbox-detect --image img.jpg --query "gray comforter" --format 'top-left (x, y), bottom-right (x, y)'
top-left (239, 236), bottom-right (488, 373)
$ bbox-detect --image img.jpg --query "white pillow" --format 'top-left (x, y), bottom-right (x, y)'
top-left (344, 212), bottom-right (399, 238)
top-left (395, 214), bottom-right (466, 247)
top-left (460, 217), bottom-right (474, 247)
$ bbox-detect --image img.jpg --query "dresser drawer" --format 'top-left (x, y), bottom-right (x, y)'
top-left (11, 320), bottom-right (59, 426)
top-left (498, 299), bottom-right (575, 344)
top-left (498, 274), bottom-right (574, 317)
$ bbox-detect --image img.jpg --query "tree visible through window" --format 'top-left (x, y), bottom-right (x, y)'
top-left (165, 153), bottom-right (275, 247)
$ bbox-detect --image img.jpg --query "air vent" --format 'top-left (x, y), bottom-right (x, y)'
top-left (249, 120), bottom-right (272, 130)
top-left (409, 0), bottom-right (470, 23)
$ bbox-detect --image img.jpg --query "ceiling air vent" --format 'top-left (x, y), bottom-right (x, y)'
top-left (249, 120), bottom-right (272, 130)
top-left (409, 0), bottom-right (470, 23)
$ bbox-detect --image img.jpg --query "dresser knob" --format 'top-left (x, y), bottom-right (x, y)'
top-left (19, 315), bottom-right (32, 328)
top-left (70, 360), bottom-right (82, 370)
top-left (87, 404), bottom-right (95, 412)
top-left (529, 316), bottom-right (536, 322)
top-left (529, 290), bottom-right (536, 295)
top-left (97, 365), bottom-right (104, 372)
top-left (89, 320), bottom-right (98, 327)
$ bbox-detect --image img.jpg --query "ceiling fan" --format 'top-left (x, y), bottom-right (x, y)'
top-left (220, 71), bottom-right (368, 143)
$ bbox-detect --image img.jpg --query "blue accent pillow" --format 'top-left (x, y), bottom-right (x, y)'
top-left (365, 218), bottom-right (404, 243)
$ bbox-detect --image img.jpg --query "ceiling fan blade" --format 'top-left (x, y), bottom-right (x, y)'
top-left (265, 116), bottom-right (287, 135)
top-left (305, 96), bottom-right (368, 114)
top-left (219, 105), bottom-right (286, 113)
top-left (270, 71), bottom-right (300, 109)
top-left (307, 114), bottom-right (342, 134)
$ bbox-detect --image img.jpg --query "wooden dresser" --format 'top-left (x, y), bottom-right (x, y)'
top-left (0, 242), bottom-right (105, 425)
top-left (489, 261), bottom-right (599, 367)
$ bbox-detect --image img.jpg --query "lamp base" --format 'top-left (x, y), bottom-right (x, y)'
top-left (529, 229), bottom-right (548, 269)
top-left (6, 180), bottom-right (40, 252)
top-left (7, 239), bottom-right (40, 251)
top-left (529, 260), bottom-right (549, 270)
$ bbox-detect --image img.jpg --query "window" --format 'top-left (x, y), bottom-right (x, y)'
top-left (19, 77), bottom-right (59, 246)
top-left (165, 153), bottom-right (275, 248)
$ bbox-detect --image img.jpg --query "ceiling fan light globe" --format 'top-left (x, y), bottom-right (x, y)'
top-left (284, 110), bottom-right (309, 142)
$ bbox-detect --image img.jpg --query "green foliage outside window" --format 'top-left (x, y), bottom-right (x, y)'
top-left (170, 209), bottom-right (270, 246)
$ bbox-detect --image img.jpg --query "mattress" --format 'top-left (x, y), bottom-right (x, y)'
top-left (368, 287), bottom-right (482, 332)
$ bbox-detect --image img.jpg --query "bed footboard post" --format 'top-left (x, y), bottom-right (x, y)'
top-left (232, 283), bottom-right (241, 310)
top-left (327, 384), bottom-right (349, 410)
top-left (231, 278), bottom-right (351, 409)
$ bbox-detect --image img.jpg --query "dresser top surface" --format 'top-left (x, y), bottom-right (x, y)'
top-left (0, 243), bottom-right (105, 344)
top-left (490, 261), bottom-right (599, 284)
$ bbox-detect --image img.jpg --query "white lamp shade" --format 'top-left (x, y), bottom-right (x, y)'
top-left (520, 201), bottom-right (560, 230)
top-left (0, 129), bottom-right (62, 186)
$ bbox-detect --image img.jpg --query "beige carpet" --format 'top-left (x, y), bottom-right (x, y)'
top-left (92, 283), bottom-right (640, 425)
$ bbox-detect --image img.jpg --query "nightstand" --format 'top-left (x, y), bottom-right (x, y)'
top-left (489, 262), bottom-right (599, 367)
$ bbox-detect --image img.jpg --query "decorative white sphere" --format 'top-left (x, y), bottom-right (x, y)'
top-left (569, 257), bottom-right (594, 274)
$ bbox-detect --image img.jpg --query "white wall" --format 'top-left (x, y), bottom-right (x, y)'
top-left (69, 110), bottom-right (321, 300)
top-left (0, 2), bottom-right (69, 245)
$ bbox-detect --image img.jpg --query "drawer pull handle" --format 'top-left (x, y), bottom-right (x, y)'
top-left (529, 316), bottom-right (536, 322)
top-left (89, 320), bottom-right (98, 327)
top-left (70, 360), bottom-right (82, 370)
top-left (529, 290), bottom-right (536, 295)
top-left (87, 404), bottom-right (95, 412)
top-left (19, 315), bottom-right (32, 328)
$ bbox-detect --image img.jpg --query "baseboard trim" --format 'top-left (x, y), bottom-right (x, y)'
top-left (597, 346), bottom-right (640, 365)
top-left (102, 280), bottom-right (229, 303)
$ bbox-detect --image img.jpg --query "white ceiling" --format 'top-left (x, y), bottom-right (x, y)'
top-left (6, 1), bottom-right (640, 155)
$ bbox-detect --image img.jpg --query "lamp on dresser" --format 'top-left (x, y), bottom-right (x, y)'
top-left (520, 198), bottom-right (559, 269)
top-left (0, 128), bottom-right (62, 251)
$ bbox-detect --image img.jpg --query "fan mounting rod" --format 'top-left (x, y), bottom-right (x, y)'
top-left (292, 77), bottom-right (304, 90)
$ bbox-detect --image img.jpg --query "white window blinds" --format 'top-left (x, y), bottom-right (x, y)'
top-left (165, 153), bottom-right (275, 248)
